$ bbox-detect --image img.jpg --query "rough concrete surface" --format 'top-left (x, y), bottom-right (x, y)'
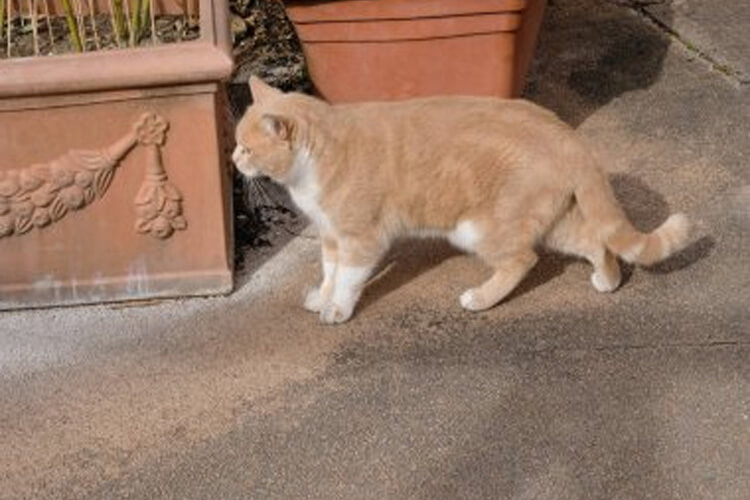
top-left (643, 0), bottom-right (750, 85)
top-left (1, 1), bottom-right (749, 498)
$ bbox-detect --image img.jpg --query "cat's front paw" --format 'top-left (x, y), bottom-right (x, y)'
top-left (319, 302), bottom-right (354, 325)
top-left (303, 287), bottom-right (325, 313)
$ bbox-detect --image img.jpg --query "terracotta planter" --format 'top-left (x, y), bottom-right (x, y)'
top-left (284, 0), bottom-right (547, 102)
top-left (0, 1), bottom-right (234, 309)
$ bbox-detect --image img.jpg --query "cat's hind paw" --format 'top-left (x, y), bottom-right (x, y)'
top-left (319, 302), bottom-right (354, 325)
top-left (460, 289), bottom-right (488, 312)
top-left (590, 270), bottom-right (620, 293)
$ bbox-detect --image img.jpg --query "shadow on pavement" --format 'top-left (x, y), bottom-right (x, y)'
top-left (526, 0), bottom-right (674, 127)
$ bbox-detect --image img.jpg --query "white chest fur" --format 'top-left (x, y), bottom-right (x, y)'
top-left (287, 151), bottom-right (333, 234)
top-left (289, 184), bottom-right (331, 232)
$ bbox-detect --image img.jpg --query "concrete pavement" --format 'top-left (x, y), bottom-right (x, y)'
top-left (1, 1), bottom-right (748, 498)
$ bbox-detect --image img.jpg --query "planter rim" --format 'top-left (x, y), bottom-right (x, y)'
top-left (285, 0), bottom-right (528, 23)
top-left (293, 13), bottom-right (523, 43)
top-left (0, 0), bottom-right (231, 99)
top-left (0, 43), bottom-right (232, 99)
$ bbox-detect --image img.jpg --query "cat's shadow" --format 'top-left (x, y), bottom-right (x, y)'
top-left (611, 173), bottom-right (716, 273)
top-left (357, 173), bottom-right (714, 312)
top-left (357, 241), bottom-right (583, 314)
top-left (358, 238), bottom-right (462, 312)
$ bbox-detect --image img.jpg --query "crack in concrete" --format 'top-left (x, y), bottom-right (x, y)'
top-left (521, 339), bottom-right (749, 356)
top-left (621, 1), bottom-right (748, 86)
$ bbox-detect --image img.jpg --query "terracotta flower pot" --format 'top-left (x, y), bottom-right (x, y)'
top-left (284, 0), bottom-right (547, 102)
top-left (0, 0), bottom-right (235, 309)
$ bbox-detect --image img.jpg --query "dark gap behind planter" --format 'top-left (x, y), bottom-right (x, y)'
top-left (226, 0), bottom-right (312, 275)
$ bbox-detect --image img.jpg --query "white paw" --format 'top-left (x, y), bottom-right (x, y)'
top-left (319, 302), bottom-right (354, 325)
top-left (303, 287), bottom-right (324, 312)
top-left (590, 272), bottom-right (619, 293)
top-left (460, 289), bottom-right (482, 312)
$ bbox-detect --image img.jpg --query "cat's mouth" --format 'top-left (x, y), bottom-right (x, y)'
top-left (240, 167), bottom-right (261, 178)
top-left (232, 145), bottom-right (259, 177)
top-left (236, 164), bottom-right (272, 181)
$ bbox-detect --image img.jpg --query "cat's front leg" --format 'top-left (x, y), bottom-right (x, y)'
top-left (304, 235), bottom-right (338, 313)
top-left (319, 238), bottom-right (381, 324)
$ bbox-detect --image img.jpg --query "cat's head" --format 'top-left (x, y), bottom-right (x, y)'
top-left (233, 77), bottom-right (307, 183)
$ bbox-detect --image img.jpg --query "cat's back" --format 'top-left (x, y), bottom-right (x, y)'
top-left (336, 95), bottom-right (565, 134)
top-left (325, 96), bottom-right (576, 183)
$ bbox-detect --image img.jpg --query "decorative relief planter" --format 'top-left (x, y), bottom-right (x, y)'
top-left (0, 0), bottom-right (234, 309)
top-left (284, 0), bottom-right (547, 102)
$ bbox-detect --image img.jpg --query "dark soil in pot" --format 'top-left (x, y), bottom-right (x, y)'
top-left (0, 15), bottom-right (200, 59)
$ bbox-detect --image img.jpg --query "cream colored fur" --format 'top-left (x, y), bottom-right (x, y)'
top-left (234, 76), bottom-right (690, 324)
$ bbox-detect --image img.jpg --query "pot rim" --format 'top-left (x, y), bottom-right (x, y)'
top-left (0, 0), bottom-right (232, 98)
top-left (0, 42), bottom-right (232, 99)
top-left (285, 0), bottom-right (528, 24)
top-left (293, 13), bottom-right (523, 43)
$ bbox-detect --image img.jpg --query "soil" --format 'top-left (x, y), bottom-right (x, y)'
top-left (232, 179), bottom-right (308, 276)
top-left (229, 0), bottom-right (310, 92)
top-left (0, 14), bottom-right (200, 59)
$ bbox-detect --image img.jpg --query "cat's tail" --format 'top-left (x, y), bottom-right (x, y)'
top-left (574, 171), bottom-right (690, 266)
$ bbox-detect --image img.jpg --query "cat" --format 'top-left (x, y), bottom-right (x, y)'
top-left (233, 76), bottom-right (690, 324)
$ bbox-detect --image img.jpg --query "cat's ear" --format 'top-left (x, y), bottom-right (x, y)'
top-left (249, 75), bottom-right (281, 104)
top-left (260, 114), bottom-right (293, 142)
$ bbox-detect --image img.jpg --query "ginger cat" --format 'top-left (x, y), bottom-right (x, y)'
top-left (233, 76), bottom-right (689, 324)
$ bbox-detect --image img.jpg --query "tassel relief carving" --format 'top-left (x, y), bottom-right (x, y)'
top-left (0, 112), bottom-right (186, 240)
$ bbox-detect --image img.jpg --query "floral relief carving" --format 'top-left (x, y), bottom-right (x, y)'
top-left (0, 112), bottom-right (186, 240)
top-left (134, 113), bottom-right (169, 146)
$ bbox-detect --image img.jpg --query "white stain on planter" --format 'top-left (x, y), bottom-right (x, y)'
top-left (32, 274), bottom-right (64, 302)
top-left (126, 259), bottom-right (151, 296)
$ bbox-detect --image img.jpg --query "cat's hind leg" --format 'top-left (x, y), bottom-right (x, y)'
top-left (589, 249), bottom-right (620, 293)
top-left (460, 248), bottom-right (539, 311)
top-left (545, 204), bottom-right (621, 292)
top-left (304, 234), bottom-right (338, 313)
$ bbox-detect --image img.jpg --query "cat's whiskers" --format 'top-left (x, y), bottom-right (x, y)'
top-left (252, 178), bottom-right (277, 207)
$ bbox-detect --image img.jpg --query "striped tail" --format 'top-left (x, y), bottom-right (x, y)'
top-left (574, 171), bottom-right (690, 266)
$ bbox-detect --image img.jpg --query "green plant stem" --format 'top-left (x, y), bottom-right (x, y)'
top-left (43, 0), bottom-right (55, 48)
top-left (0, 0), bottom-right (5, 41)
top-left (4, 0), bottom-right (9, 56)
top-left (131, 0), bottom-right (141, 41)
top-left (112, 0), bottom-right (126, 45)
top-left (61, 0), bottom-right (83, 52)
top-left (138, 0), bottom-right (149, 39)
